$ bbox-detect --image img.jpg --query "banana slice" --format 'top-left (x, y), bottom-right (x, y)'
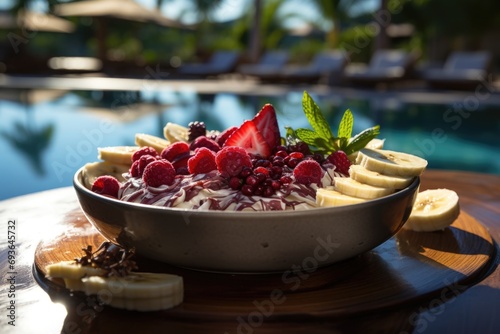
top-left (349, 165), bottom-right (414, 189)
top-left (403, 189), bottom-right (460, 232)
top-left (348, 138), bottom-right (385, 161)
top-left (356, 149), bottom-right (428, 177)
top-left (98, 146), bottom-right (139, 165)
top-left (135, 133), bottom-right (170, 154)
top-left (163, 122), bottom-right (189, 143)
top-left (365, 138), bottom-right (385, 150)
top-left (334, 177), bottom-right (394, 200)
top-left (81, 161), bottom-right (129, 189)
top-left (46, 261), bottom-right (107, 280)
top-left (81, 272), bottom-right (183, 299)
top-left (106, 294), bottom-right (183, 312)
top-left (316, 188), bottom-right (367, 207)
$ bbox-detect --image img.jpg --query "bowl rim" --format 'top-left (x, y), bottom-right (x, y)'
top-left (73, 166), bottom-right (420, 217)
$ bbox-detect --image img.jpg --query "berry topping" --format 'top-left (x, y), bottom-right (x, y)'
top-left (92, 176), bottom-right (120, 198)
top-left (293, 160), bottom-right (324, 186)
top-left (215, 146), bottom-right (252, 177)
top-left (130, 154), bottom-right (157, 177)
top-left (142, 160), bottom-right (176, 187)
top-left (189, 136), bottom-right (221, 152)
top-left (326, 150), bottom-right (351, 176)
top-left (252, 104), bottom-right (281, 148)
top-left (132, 146), bottom-right (157, 162)
top-left (161, 141), bottom-right (190, 162)
top-left (188, 147), bottom-right (217, 174)
top-left (171, 153), bottom-right (191, 175)
top-left (216, 126), bottom-right (238, 147)
top-left (188, 121), bottom-right (206, 141)
top-left (224, 120), bottom-right (271, 157)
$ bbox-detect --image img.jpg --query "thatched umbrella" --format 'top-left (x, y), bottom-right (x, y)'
top-left (0, 9), bottom-right (75, 33)
top-left (54, 0), bottom-right (186, 60)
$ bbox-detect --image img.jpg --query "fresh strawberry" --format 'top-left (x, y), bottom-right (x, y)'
top-left (326, 150), bottom-right (351, 176)
top-left (216, 126), bottom-right (238, 147)
top-left (188, 148), bottom-right (217, 174)
top-left (224, 121), bottom-right (271, 157)
top-left (132, 146), bottom-right (158, 162)
top-left (215, 146), bottom-right (252, 177)
top-left (92, 176), bottom-right (120, 198)
top-left (293, 160), bottom-right (323, 186)
top-left (142, 160), bottom-right (176, 187)
top-left (252, 104), bottom-right (281, 148)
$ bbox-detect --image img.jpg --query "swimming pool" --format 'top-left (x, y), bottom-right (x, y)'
top-left (1, 83), bottom-right (499, 200)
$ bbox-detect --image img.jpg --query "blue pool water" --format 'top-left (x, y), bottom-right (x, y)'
top-left (1, 87), bottom-right (499, 200)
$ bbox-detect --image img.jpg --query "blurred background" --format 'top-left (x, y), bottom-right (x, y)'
top-left (1, 0), bottom-right (500, 200)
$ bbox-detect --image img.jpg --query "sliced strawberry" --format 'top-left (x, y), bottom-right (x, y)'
top-left (252, 104), bottom-right (281, 148)
top-left (224, 120), bottom-right (271, 157)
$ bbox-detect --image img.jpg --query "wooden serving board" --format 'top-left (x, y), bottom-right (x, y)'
top-left (34, 208), bottom-right (495, 321)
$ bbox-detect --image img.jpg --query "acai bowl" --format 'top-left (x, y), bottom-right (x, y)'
top-left (73, 92), bottom-right (426, 272)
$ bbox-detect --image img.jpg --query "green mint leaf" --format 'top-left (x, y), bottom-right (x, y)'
top-left (338, 109), bottom-right (353, 139)
top-left (302, 91), bottom-right (333, 141)
top-left (296, 128), bottom-right (332, 152)
top-left (344, 125), bottom-right (380, 155)
top-left (295, 128), bottom-right (321, 145)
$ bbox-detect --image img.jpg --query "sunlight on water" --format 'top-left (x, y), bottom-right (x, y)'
top-left (1, 89), bottom-right (499, 200)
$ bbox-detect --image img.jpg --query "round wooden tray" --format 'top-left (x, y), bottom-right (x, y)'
top-left (34, 208), bottom-right (495, 321)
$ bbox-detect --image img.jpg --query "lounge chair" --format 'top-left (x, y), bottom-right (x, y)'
top-left (279, 50), bottom-right (348, 84)
top-left (237, 51), bottom-right (289, 81)
top-left (176, 51), bottom-right (240, 78)
top-left (422, 51), bottom-right (493, 89)
top-left (345, 49), bottom-right (419, 86)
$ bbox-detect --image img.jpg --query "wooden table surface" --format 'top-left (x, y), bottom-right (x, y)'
top-left (1, 170), bottom-right (499, 334)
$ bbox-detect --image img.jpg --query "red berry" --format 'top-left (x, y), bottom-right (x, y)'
top-left (161, 141), bottom-right (190, 162)
top-left (142, 160), bottom-right (176, 187)
top-left (189, 136), bottom-right (221, 152)
top-left (253, 166), bottom-right (269, 176)
top-left (293, 160), bottom-right (324, 186)
top-left (223, 121), bottom-right (271, 157)
top-left (92, 176), bottom-right (120, 198)
top-left (215, 146), bottom-right (252, 177)
top-left (289, 152), bottom-right (304, 160)
top-left (216, 126), bottom-right (238, 147)
top-left (130, 155), bottom-right (157, 177)
top-left (229, 176), bottom-right (242, 190)
top-left (188, 147), bottom-right (217, 174)
top-left (327, 150), bottom-right (351, 176)
top-left (132, 146), bottom-right (158, 162)
top-left (252, 104), bottom-right (281, 148)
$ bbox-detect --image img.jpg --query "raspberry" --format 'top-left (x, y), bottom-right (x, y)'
top-left (188, 147), bottom-right (217, 174)
top-left (132, 146), bottom-right (158, 162)
top-left (327, 150), bottom-right (351, 175)
top-left (130, 154), bottom-right (156, 177)
top-left (293, 160), bottom-right (323, 186)
top-left (215, 146), bottom-right (252, 177)
top-left (161, 141), bottom-right (190, 162)
top-left (142, 160), bottom-right (176, 187)
top-left (189, 136), bottom-right (221, 152)
top-left (216, 126), bottom-right (238, 147)
top-left (92, 176), bottom-right (120, 198)
top-left (188, 121), bottom-right (206, 141)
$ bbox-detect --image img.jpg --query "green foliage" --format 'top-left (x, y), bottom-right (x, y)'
top-left (289, 92), bottom-right (380, 156)
top-left (337, 24), bottom-right (375, 63)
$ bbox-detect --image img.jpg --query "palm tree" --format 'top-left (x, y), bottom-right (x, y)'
top-left (309, 0), bottom-right (364, 48)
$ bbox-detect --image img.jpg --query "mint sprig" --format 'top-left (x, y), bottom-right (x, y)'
top-left (291, 91), bottom-right (380, 156)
